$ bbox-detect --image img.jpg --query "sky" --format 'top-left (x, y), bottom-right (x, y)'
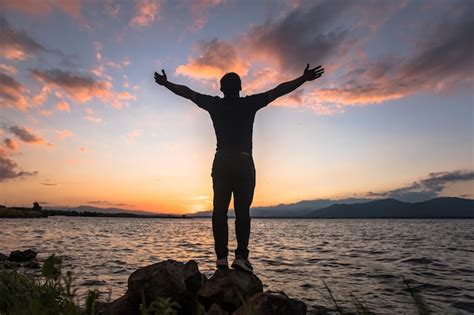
top-left (0, 0), bottom-right (473, 214)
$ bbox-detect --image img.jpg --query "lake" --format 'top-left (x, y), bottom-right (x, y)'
top-left (1, 217), bottom-right (473, 313)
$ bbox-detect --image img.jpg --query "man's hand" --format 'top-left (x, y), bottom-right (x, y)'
top-left (302, 64), bottom-right (324, 81)
top-left (154, 69), bottom-right (168, 86)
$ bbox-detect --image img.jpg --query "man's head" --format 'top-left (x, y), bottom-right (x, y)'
top-left (220, 72), bottom-right (241, 97)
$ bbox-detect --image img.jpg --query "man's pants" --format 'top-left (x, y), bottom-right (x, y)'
top-left (211, 151), bottom-right (255, 259)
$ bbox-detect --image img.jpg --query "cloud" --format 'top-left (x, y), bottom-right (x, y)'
top-left (0, 149), bottom-right (38, 181)
top-left (41, 181), bottom-right (60, 187)
top-left (9, 125), bottom-right (46, 144)
top-left (57, 130), bottom-right (73, 139)
top-left (104, 0), bottom-right (120, 18)
top-left (0, 72), bottom-right (28, 110)
top-left (84, 108), bottom-right (102, 123)
top-left (176, 38), bottom-right (249, 80)
top-left (3, 138), bottom-right (17, 151)
top-left (0, 0), bottom-right (82, 19)
top-left (0, 16), bottom-right (49, 60)
top-left (317, 5), bottom-right (474, 107)
top-left (130, 0), bottom-right (160, 28)
top-left (0, 63), bottom-right (16, 75)
top-left (188, 0), bottom-right (223, 30)
top-left (367, 170), bottom-right (474, 202)
top-left (177, 1), bottom-right (471, 114)
top-left (31, 68), bottom-right (136, 109)
top-left (31, 68), bottom-right (112, 103)
top-left (56, 101), bottom-right (71, 112)
top-left (125, 129), bottom-right (143, 143)
top-left (86, 200), bottom-right (132, 207)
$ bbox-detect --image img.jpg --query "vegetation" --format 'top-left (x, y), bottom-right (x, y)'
top-left (0, 255), bottom-right (179, 315)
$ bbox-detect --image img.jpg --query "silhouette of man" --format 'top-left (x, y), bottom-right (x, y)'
top-left (154, 64), bottom-right (324, 272)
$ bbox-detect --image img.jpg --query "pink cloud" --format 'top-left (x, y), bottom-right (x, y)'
top-left (176, 39), bottom-right (249, 80)
top-left (0, 72), bottom-right (28, 110)
top-left (0, 0), bottom-right (82, 19)
top-left (130, 0), bottom-right (160, 28)
top-left (3, 138), bottom-right (17, 151)
top-left (57, 130), bottom-right (73, 139)
top-left (56, 101), bottom-right (71, 112)
top-left (84, 108), bottom-right (102, 123)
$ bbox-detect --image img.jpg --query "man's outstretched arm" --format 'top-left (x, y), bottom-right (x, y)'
top-left (154, 69), bottom-right (198, 101)
top-left (266, 64), bottom-right (324, 103)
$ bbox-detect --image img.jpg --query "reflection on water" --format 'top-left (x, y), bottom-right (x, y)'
top-left (1, 217), bottom-right (473, 313)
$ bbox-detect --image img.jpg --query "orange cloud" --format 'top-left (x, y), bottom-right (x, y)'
top-left (0, 0), bottom-right (82, 19)
top-left (3, 138), bottom-right (17, 151)
top-left (0, 151), bottom-right (38, 181)
top-left (176, 39), bottom-right (249, 80)
top-left (125, 129), bottom-right (143, 143)
top-left (130, 0), bottom-right (160, 28)
top-left (57, 130), bottom-right (73, 139)
top-left (31, 68), bottom-right (112, 103)
top-left (56, 101), bottom-right (71, 112)
top-left (9, 125), bottom-right (47, 145)
top-left (0, 63), bottom-right (16, 75)
top-left (188, 0), bottom-right (223, 30)
top-left (0, 72), bottom-right (28, 110)
top-left (0, 16), bottom-right (48, 60)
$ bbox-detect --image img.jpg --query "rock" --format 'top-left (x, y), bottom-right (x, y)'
top-left (100, 293), bottom-right (136, 315)
top-left (103, 259), bottom-right (205, 315)
top-left (22, 260), bottom-right (41, 269)
top-left (206, 303), bottom-right (229, 315)
top-left (198, 268), bottom-right (263, 312)
top-left (0, 253), bottom-right (7, 261)
top-left (234, 290), bottom-right (307, 315)
top-left (9, 249), bottom-right (37, 262)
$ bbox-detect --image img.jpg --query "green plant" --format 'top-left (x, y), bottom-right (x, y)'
top-left (0, 254), bottom-right (99, 315)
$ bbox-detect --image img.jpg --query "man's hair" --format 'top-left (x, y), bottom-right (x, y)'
top-left (220, 72), bottom-right (241, 94)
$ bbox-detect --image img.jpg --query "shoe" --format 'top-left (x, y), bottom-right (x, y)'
top-left (231, 257), bottom-right (253, 273)
top-left (216, 257), bottom-right (228, 269)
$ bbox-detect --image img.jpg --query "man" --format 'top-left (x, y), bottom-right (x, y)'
top-left (154, 64), bottom-right (324, 272)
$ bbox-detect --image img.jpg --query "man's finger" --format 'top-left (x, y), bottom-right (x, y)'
top-left (162, 69), bottom-right (166, 76)
top-left (305, 64), bottom-right (309, 71)
top-left (310, 65), bottom-right (322, 71)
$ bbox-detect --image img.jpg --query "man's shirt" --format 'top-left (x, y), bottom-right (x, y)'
top-left (192, 92), bottom-right (270, 154)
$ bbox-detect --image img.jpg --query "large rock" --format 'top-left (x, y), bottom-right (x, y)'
top-left (0, 253), bottom-right (7, 262)
top-left (234, 290), bottom-right (307, 315)
top-left (104, 259), bottom-right (205, 315)
top-left (198, 268), bottom-right (263, 312)
top-left (9, 249), bottom-right (37, 262)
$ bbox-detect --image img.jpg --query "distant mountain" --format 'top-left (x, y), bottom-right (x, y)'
top-left (308, 197), bottom-right (474, 218)
top-left (188, 198), bottom-right (372, 217)
top-left (47, 205), bottom-right (166, 216)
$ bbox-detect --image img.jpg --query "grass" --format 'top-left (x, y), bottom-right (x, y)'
top-left (0, 255), bottom-right (179, 315)
top-left (321, 277), bottom-right (431, 315)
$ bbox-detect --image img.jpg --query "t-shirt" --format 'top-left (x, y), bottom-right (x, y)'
top-left (192, 92), bottom-right (270, 154)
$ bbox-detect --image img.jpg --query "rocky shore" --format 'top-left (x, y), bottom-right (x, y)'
top-left (1, 250), bottom-right (332, 314)
top-left (100, 259), bottom-right (313, 315)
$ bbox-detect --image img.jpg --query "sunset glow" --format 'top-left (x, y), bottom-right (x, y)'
top-left (1, 0), bottom-right (473, 213)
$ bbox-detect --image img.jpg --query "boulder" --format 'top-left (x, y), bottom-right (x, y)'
top-left (206, 303), bottom-right (229, 315)
top-left (198, 268), bottom-right (263, 312)
top-left (9, 249), bottom-right (37, 262)
top-left (104, 259), bottom-right (205, 315)
top-left (234, 290), bottom-right (307, 315)
top-left (0, 253), bottom-right (7, 261)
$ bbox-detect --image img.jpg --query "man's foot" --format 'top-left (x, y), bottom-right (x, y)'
top-left (231, 257), bottom-right (253, 273)
top-left (216, 257), bottom-right (228, 269)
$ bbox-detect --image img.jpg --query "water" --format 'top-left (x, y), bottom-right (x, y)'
top-left (1, 217), bottom-right (473, 313)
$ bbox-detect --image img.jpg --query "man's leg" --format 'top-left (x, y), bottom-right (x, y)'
top-left (212, 157), bottom-right (233, 260)
top-left (233, 156), bottom-right (256, 259)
